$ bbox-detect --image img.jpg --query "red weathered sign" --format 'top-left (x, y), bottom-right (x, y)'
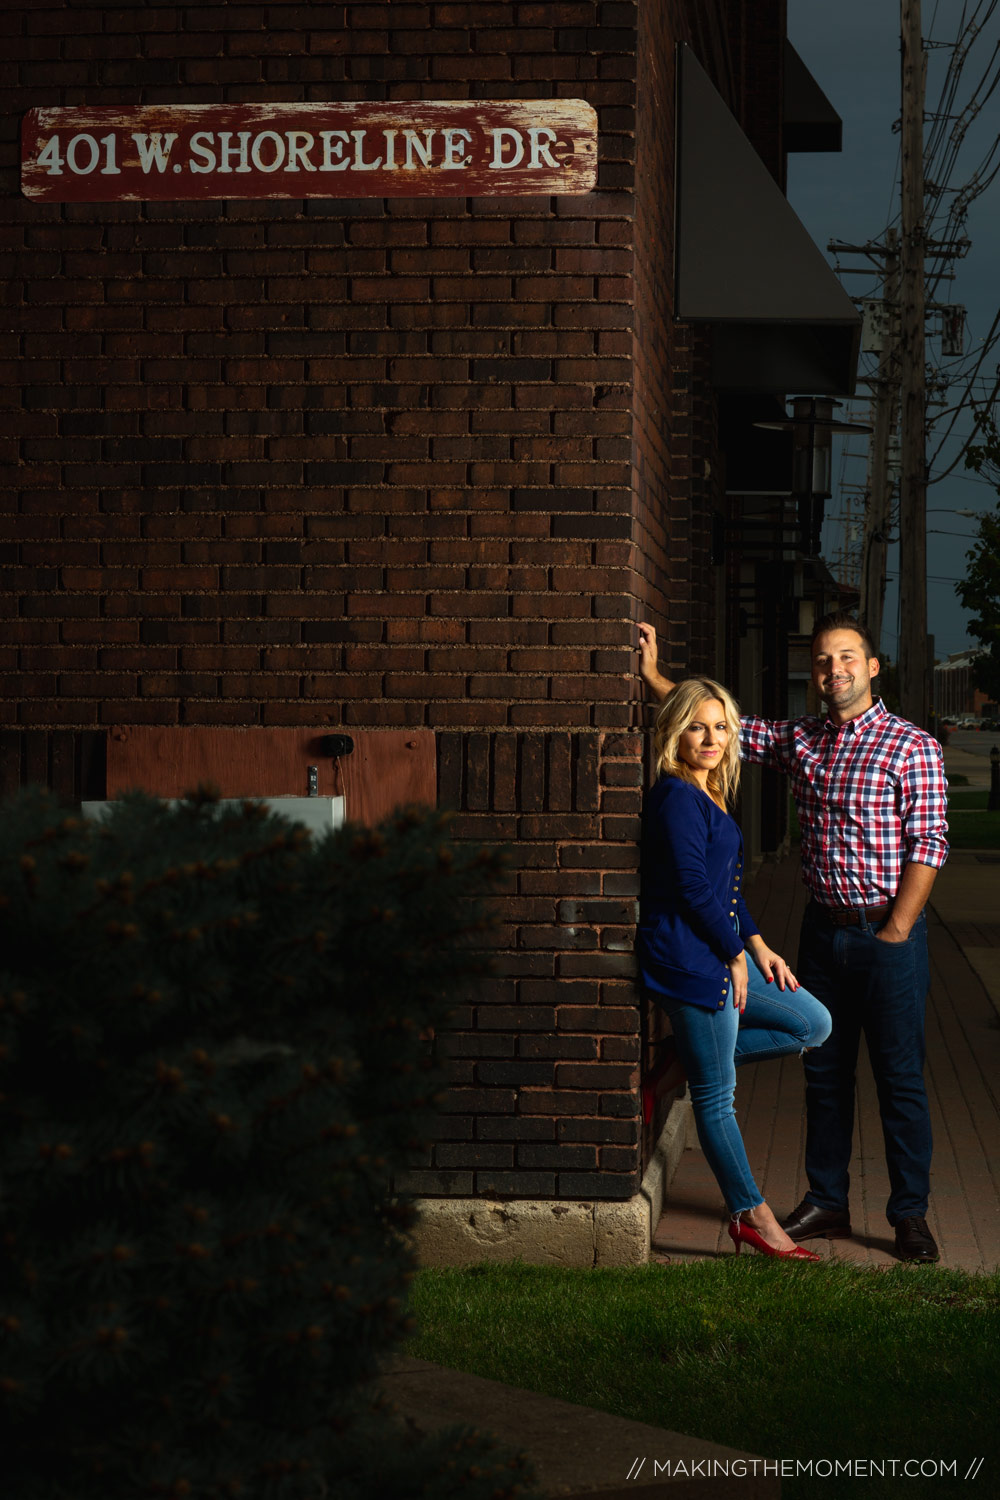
top-left (21, 100), bottom-right (598, 203)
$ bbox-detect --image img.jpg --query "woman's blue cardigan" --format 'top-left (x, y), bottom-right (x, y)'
top-left (636, 775), bottom-right (759, 1011)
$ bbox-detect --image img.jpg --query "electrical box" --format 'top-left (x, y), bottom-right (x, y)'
top-left (860, 298), bottom-right (891, 354)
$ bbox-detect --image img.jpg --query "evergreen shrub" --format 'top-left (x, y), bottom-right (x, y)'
top-left (0, 788), bottom-right (539, 1500)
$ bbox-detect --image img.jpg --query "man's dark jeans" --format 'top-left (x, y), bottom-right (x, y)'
top-left (796, 904), bottom-right (932, 1226)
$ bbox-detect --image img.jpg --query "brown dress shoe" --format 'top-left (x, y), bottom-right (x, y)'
top-left (782, 1198), bottom-right (852, 1241)
top-left (894, 1216), bottom-right (939, 1262)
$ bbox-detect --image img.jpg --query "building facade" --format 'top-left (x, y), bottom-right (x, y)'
top-left (3, 1), bottom-right (857, 1263)
top-left (934, 652), bottom-right (996, 720)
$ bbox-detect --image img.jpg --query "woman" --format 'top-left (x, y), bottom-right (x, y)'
top-left (637, 668), bottom-right (832, 1260)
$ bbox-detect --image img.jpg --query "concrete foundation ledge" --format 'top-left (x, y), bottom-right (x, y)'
top-left (381, 1356), bottom-right (780, 1497)
top-left (409, 1096), bottom-right (695, 1268)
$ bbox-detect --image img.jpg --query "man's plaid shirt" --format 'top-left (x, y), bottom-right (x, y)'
top-left (740, 699), bottom-right (949, 908)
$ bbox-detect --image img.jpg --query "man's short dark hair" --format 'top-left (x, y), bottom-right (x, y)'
top-left (810, 610), bottom-right (878, 660)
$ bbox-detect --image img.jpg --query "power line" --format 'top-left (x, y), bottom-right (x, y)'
top-left (822, 5), bottom-right (1000, 686)
top-left (886, 570), bottom-right (973, 582)
top-left (926, 360), bottom-right (1000, 479)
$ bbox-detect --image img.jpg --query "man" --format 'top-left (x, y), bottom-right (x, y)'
top-left (638, 612), bottom-right (949, 1262)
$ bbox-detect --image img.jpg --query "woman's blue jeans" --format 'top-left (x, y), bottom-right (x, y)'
top-left (656, 962), bottom-right (832, 1215)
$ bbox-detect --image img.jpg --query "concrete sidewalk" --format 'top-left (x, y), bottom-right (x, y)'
top-left (654, 747), bottom-right (1000, 1271)
top-left (382, 1357), bottom-right (780, 1499)
top-left (943, 740), bottom-right (997, 792)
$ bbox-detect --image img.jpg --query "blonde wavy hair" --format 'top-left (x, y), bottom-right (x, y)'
top-left (652, 677), bottom-right (742, 808)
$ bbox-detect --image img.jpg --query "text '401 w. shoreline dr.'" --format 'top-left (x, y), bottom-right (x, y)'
top-left (20, 100), bottom-right (599, 201)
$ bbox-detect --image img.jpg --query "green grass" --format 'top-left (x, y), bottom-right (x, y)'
top-left (945, 794), bottom-right (1000, 847)
top-left (946, 789), bottom-right (1000, 847)
top-left (948, 789), bottom-right (991, 808)
top-left (406, 1259), bottom-right (1000, 1499)
top-left (945, 816), bottom-right (1000, 849)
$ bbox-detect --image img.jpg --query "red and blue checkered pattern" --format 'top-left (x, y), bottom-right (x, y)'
top-left (740, 699), bottom-right (949, 907)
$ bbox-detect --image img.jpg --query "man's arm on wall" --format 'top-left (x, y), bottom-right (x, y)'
top-left (637, 622), bottom-right (790, 772)
top-left (638, 622), bottom-right (675, 703)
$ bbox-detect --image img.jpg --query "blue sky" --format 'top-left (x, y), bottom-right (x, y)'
top-left (786, 0), bottom-right (1000, 659)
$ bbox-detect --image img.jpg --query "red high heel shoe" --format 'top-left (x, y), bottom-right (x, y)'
top-left (728, 1217), bottom-right (821, 1261)
top-left (641, 1038), bottom-right (686, 1124)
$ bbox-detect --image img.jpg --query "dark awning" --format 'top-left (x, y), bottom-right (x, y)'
top-left (675, 44), bottom-right (860, 395)
top-left (784, 42), bottom-right (842, 153)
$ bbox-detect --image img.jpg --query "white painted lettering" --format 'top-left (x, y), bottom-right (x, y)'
top-left (490, 128), bottom-right (524, 168)
top-left (36, 136), bottom-right (63, 175)
top-left (351, 129), bottom-right (381, 171)
top-left (403, 128), bottom-right (436, 169)
top-left (133, 132), bottom-right (179, 174)
top-left (66, 133), bottom-right (101, 175)
top-left (250, 130), bottom-right (285, 173)
top-left (384, 128), bottom-right (397, 170)
top-left (99, 132), bottom-right (121, 175)
top-left (188, 132), bottom-right (216, 174)
top-left (285, 131), bottom-right (316, 172)
top-left (216, 131), bottom-right (252, 174)
top-left (528, 127), bottom-right (560, 169)
top-left (442, 128), bottom-right (472, 169)
top-left (320, 130), bottom-right (350, 171)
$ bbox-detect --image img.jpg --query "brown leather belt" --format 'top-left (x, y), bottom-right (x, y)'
top-left (810, 900), bottom-right (892, 928)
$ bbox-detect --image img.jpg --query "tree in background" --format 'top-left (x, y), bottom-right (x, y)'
top-left (957, 406), bottom-right (1000, 702)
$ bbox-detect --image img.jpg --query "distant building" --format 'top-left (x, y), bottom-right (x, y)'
top-left (934, 652), bottom-right (996, 719)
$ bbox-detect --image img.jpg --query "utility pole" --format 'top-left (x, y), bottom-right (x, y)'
top-left (860, 228), bottom-right (899, 652)
top-left (898, 0), bottom-right (928, 726)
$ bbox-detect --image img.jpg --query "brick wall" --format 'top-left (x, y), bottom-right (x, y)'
top-left (1, 3), bottom-right (657, 737)
top-left (396, 728), bottom-right (643, 1198)
top-left (2, 1), bottom-right (783, 1203)
top-left (631, 1), bottom-right (721, 684)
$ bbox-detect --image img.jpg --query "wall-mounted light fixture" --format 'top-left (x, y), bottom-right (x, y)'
top-left (754, 397), bottom-right (872, 558)
top-left (307, 735), bottom-right (355, 798)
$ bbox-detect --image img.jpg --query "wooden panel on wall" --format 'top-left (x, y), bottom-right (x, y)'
top-left (0, 731), bottom-right (107, 804)
top-left (0, 733), bottom-right (22, 800)
top-left (338, 733), bottom-right (438, 830)
top-left (105, 727), bottom-right (436, 827)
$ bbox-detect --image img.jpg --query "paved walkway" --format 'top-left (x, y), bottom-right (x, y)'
top-left (383, 1358), bottom-right (780, 1499)
top-left (653, 745), bottom-right (1000, 1272)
